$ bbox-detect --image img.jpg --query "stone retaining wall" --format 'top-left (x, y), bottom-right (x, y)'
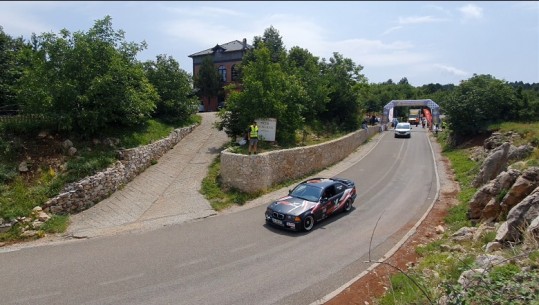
top-left (42, 125), bottom-right (196, 215)
top-left (220, 126), bottom-right (380, 194)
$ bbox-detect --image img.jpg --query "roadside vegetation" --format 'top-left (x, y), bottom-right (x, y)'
top-left (373, 122), bottom-right (539, 305)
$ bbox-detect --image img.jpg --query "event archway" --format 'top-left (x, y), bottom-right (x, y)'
top-left (383, 99), bottom-right (441, 125)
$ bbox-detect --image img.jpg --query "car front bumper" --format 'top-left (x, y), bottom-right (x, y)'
top-left (265, 211), bottom-right (301, 231)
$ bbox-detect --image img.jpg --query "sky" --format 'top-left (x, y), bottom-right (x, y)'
top-left (1, 1), bottom-right (538, 87)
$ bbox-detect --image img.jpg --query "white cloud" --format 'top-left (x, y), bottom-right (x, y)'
top-left (433, 64), bottom-right (469, 77)
top-left (382, 26), bottom-right (403, 36)
top-left (398, 15), bottom-right (447, 25)
top-left (163, 19), bottom-right (247, 47)
top-left (459, 4), bottom-right (484, 20)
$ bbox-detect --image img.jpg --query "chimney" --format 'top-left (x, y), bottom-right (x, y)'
top-left (242, 38), bottom-right (247, 49)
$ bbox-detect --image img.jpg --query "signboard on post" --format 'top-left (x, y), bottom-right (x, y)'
top-left (256, 118), bottom-right (277, 142)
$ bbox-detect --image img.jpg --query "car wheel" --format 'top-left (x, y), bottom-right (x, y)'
top-left (302, 215), bottom-right (315, 231)
top-left (343, 199), bottom-right (352, 213)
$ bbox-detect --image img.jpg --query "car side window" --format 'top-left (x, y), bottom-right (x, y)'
top-left (324, 186), bottom-right (337, 199)
top-left (334, 183), bottom-right (344, 194)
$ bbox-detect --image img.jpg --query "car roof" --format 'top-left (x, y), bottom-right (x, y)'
top-left (299, 178), bottom-right (338, 188)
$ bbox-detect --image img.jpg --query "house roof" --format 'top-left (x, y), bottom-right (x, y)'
top-left (188, 40), bottom-right (253, 58)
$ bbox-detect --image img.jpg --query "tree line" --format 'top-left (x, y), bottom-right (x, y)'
top-left (1, 18), bottom-right (538, 146)
top-left (0, 16), bottom-right (198, 137)
top-left (213, 26), bottom-right (539, 146)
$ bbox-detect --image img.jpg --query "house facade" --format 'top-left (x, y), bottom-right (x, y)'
top-left (188, 38), bottom-right (252, 112)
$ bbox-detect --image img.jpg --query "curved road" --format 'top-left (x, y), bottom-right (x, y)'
top-left (0, 118), bottom-right (439, 305)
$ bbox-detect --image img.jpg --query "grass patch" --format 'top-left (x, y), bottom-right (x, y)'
top-left (489, 121), bottom-right (539, 147)
top-left (201, 154), bottom-right (263, 211)
top-left (378, 272), bottom-right (432, 305)
top-left (41, 215), bottom-right (69, 233)
top-left (415, 239), bottom-right (443, 256)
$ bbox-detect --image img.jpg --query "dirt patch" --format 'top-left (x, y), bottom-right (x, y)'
top-left (325, 136), bottom-right (460, 305)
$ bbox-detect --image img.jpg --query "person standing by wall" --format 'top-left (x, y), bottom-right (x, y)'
top-left (248, 120), bottom-right (259, 155)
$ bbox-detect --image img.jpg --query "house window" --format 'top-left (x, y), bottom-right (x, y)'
top-left (231, 64), bottom-right (239, 81)
top-left (218, 65), bottom-right (227, 82)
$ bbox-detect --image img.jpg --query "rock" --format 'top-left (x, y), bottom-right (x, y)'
top-left (485, 241), bottom-right (502, 252)
top-left (508, 144), bottom-right (534, 162)
top-left (37, 131), bottom-right (48, 139)
top-left (37, 211), bottom-right (51, 222)
top-left (526, 215), bottom-right (539, 243)
top-left (496, 187), bottom-right (539, 243)
top-left (500, 167), bottom-right (539, 215)
top-left (68, 147), bottom-right (77, 156)
top-left (452, 227), bottom-right (477, 242)
top-left (472, 142), bottom-right (511, 187)
top-left (483, 132), bottom-right (504, 150)
top-left (458, 269), bottom-right (485, 289)
top-left (475, 254), bottom-right (506, 269)
top-left (31, 220), bottom-right (44, 229)
top-left (21, 230), bottom-right (38, 238)
top-left (468, 169), bottom-right (520, 221)
top-left (435, 225), bottom-right (445, 234)
top-left (473, 222), bottom-right (496, 241)
top-left (18, 161), bottom-right (29, 172)
top-left (481, 198), bottom-right (501, 221)
top-left (0, 222), bottom-right (12, 233)
top-left (62, 139), bottom-right (73, 149)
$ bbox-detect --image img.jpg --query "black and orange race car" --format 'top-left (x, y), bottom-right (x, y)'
top-left (265, 177), bottom-right (357, 232)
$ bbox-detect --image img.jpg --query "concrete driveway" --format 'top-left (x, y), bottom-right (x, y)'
top-left (67, 112), bottom-right (230, 238)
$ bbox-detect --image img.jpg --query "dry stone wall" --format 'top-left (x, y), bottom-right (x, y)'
top-left (220, 126), bottom-right (380, 193)
top-left (42, 125), bottom-right (196, 215)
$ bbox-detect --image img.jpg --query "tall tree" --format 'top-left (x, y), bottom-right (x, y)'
top-left (0, 27), bottom-right (28, 113)
top-left (251, 26), bottom-right (286, 64)
top-left (444, 74), bottom-right (515, 143)
top-left (144, 54), bottom-right (198, 121)
top-left (321, 52), bottom-right (367, 130)
top-left (217, 46), bottom-right (304, 145)
top-left (17, 16), bottom-right (157, 135)
top-left (193, 55), bottom-right (221, 106)
top-left (287, 46), bottom-right (329, 128)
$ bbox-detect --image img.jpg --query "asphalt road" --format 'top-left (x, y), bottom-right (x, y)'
top-left (0, 125), bottom-right (439, 305)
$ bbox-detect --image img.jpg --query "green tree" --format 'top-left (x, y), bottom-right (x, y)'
top-left (17, 16), bottom-right (157, 135)
top-left (287, 46), bottom-right (329, 129)
top-left (444, 74), bottom-right (516, 143)
top-left (249, 26), bottom-right (287, 64)
top-left (193, 55), bottom-right (221, 107)
top-left (217, 46), bottom-right (305, 145)
top-left (0, 27), bottom-right (28, 113)
top-left (144, 54), bottom-right (198, 121)
top-left (321, 52), bottom-right (367, 130)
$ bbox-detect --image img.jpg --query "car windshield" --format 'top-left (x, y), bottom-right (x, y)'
top-left (396, 123), bottom-right (409, 129)
top-left (290, 184), bottom-right (322, 202)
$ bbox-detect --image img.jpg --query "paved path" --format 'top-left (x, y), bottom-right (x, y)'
top-left (67, 112), bottom-right (230, 238)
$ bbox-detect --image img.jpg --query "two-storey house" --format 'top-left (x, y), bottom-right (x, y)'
top-left (188, 38), bottom-right (252, 112)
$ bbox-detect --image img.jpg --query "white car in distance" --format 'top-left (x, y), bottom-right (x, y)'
top-left (394, 122), bottom-right (412, 138)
